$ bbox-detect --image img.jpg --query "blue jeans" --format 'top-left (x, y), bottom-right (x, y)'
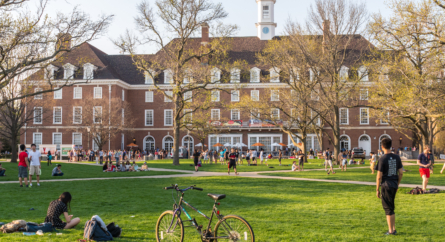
top-left (53, 172), bottom-right (64, 176)
top-left (115, 157), bottom-right (119, 166)
top-left (0, 170), bottom-right (5, 176)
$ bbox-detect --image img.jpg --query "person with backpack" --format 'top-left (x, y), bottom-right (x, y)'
top-left (44, 192), bottom-right (80, 229)
top-left (324, 148), bottom-right (335, 175)
top-left (376, 138), bottom-right (403, 235)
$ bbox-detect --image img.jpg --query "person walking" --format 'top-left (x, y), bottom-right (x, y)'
top-left (417, 147), bottom-right (432, 193)
top-left (18, 144), bottom-right (29, 187)
top-left (370, 152), bottom-right (376, 174)
top-left (278, 149), bottom-right (282, 166)
top-left (376, 138), bottom-right (403, 235)
top-left (324, 148), bottom-right (335, 175)
top-left (28, 144), bottom-right (42, 187)
top-left (192, 149), bottom-right (201, 172)
top-left (47, 150), bottom-right (52, 166)
top-left (260, 148), bottom-right (265, 165)
top-left (228, 148), bottom-right (239, 175)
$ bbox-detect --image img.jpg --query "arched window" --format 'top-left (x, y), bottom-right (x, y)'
top-left (182, 136), bottom-right (194, 154)
top-left (379, 134), bottom-right (391, 149)
top-left (340, 135), bottom-right (350, 151)
top-left (339, 66), bottom-right (349, 81)
top-left (250, 67), bottom-right (260, 82)
top-left (144, 136), bottom-right (155, 152)
top-left (163, 136), bottom-right (174, 152)
top-left (230, 68), bottom-right (240, 83)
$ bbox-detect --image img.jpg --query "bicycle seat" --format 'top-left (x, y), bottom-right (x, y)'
top-left (207, 193), bottom-right (226, 201)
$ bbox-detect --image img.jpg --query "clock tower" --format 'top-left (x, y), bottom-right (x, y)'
top-left (256, 0), bottom-right (277, 40)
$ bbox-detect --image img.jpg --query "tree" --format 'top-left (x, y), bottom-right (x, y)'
top-left (0, 0), bottom-right (113, 103)
top-left (114, 0), bottom-right (239, 165)
top-left (67, 96), bottom-right (134, 157)
top-left (367, 0), bottom-right (445, 151)
top-left (0, 79), bottom-right (53, 162)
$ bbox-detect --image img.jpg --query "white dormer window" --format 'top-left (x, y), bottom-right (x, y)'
top-left (358, 66), bottom-right (368, 81)
top-left (290, 67), bottom-right (300, 82)
top-left (270, 67), bottom-right (280, 82)
top-left (250, 67), bottom-right (260, 83)
top-left (309, 68), bottom-right (320, 82)
top-left (83, 63), bottom-right (97, 80)
top-left (380, 66), bottom-right (389, 81)
top-left (263, 5), bottom-right (270, 18)
top-left (45, 65), bottom-right (59, 80)
top-left (145, 69), bottom-right (155, 84)
top-left (184, 69), bottom-right (192, 84)
top-left (164, 69), bottom-right (173, 84)
top-left (63, 63), bottom-right (77, 80)
top-left (230, 68), bottom-right (241, 83)
top-left (340, 66), bottom-right (349, 81)
top-left (211, 68), bottom-right (221, 83)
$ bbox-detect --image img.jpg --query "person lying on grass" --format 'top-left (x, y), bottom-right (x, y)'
top-left (44, 192), bottom-right (80, 229)
top-left (0, 163), bottom-right (6, 176)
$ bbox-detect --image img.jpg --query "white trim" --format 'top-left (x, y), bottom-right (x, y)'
top-left (122, 90), bottom-right (125, 101)
top-left (339, 134), bottom-right (351, 151)
top-left (270, 67), bottom-right (280, 82)
top-left (145, 109), bottom-right (154, 126)
top-left (34, 88), bottom-right (43, 99)
top-left (94, 87), bottom-right (102, 99)
top-left (72, 132), bottom-right (82, 146)
top-left (339, 108), bottom-right (349, 125)
top-left (53, 107), bottom-right (62, 124)
top-left (93, 106), bottom-right (102, 124)
top-left (182, 135), bottom-right (194, 150)
top-left (250, 67), bottom-right (261, 83)
top-left (360, 108), bottom-right (369, 125)
top-left (271, 108), bottom-right (280, 119)
top-left (251, 90), bottom-right (259, 101)
top-left (73, 87), bottom-right (82, 99)
top-left (211, 109), bottom-right (220, 120)
top-left (380, 111), bottom-right (390, 125)
top-left (208, 134), bottom-right (243, 149)
top-left (231, 109), bottom-right (240, 120)
top-left (231, 90), bottom-right (240, 102)
top-left (33, 132), bottom-right (43, 144)
top-left (164, 91), bottom-right (173, 102)
top-left (358, 134), bottom-right (372, 153)
top-left (73, 106), bottom-right (82, 124)
top-left (164, 109), bottom-right (173, 126)
top-left (83, 63), bottom-right (97, 80)
top-left (164, 69), bottom-right (174, 84)
top-left (230, 68), bottom-right (241, 83)
top-left (271, 90), bottom-right (279, 101)
top-left (54, 88), bottom-right (62, 99)
top-left (360, 89), bottom-right (369, 100)
top-left (248, 133), bottom-right (282, 151)
top-left (143, 135), bottom-right (156, 151)
top-left (378, 134), bottom-right (392, 149)
top-left (145, 91), bottom-right (154, 102)
top-left (211, 90), bottom-right (220, 102)
top-left (33, 107), bottom-right (43, 124)
top-left (52, 132), bottom-right (62, 145)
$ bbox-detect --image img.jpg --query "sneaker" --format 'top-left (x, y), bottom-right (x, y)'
top-left (333, 172), bottom-right (336, 174)
top-left (37, 183), bottom-right (40, 186)
top-left (327, 173), bottom-right (330, 175)
top-left (385, 231), bottom-right (395, 235)
top-left (20, 185), bottom-right (23, 187)
top-left (29, 184), bottom-right (32, 187)
top-left (26, 185), bottom-right (29, 187)
top-left (393, 230), bottom-right (397, 235)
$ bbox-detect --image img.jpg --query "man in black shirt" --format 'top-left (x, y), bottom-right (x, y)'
top-left (192, 150), bottom-right (201, 172)
top-left (376, 138), bottom-right (404, 235)
top-left (228, 148), bottom-right (238, 175)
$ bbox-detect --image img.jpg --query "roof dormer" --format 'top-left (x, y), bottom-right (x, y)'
top-left (45, 64), bottom-right (59, 80)
top-left (164, 69), bottom-right (173, 84)
top-left (83, 63), bottom-right (97, 80)
top-left (63, 63), bottom-right (78, 80)
top-left (339, 65), bottom-right (349, 81)
top-left (145, 69), bottom-right (155, 84)
top-left (230, 68), bottom-right (241, 83)
top-left (211, 67), bottom-right (221, 83)
top-left (250, 67), bottom-right (261, 83)
top-left (270, 67), bottom-right (280, 82)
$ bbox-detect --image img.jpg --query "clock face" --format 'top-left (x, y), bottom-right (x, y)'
top-left (262, 27), bottom-right (270, 34)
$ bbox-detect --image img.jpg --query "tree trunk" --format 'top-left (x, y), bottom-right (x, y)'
top-left (301, 135), bottom-right (307, 163)
top-left (10, 136), bottom-right (18, 163)
top-left (333, 107), bottom-right (341, 165)
top-left (173, 118), bottom-right (181, 165)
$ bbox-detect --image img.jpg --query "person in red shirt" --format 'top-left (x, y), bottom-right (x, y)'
top-left (18, 144), bottom-right (30, 187)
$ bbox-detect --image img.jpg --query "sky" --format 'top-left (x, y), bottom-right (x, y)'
top-left (38, 0), bottom-right (396, 55)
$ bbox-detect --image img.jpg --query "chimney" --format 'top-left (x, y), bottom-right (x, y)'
top-left (201, 23), bottom-right (209, 45)
top-left (57, 33), bottom-right (72, 51)
top-left (322, 20), bottom-right (330, 52)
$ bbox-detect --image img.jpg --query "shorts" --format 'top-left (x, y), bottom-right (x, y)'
top-left (18, 166), bottom-right (28, 178)
top-left (325, 160), bottom-right (332, 167)
top-left (279, 158), bottom-right (282, 162)
top-left (419, 168), bottom-right (430, 178)
top-left (299, 159), bottom-right (304, 166)
top-left (381, 184), bottom-right (398, 215)
top-left (342, 159), bottom-right (347, 166)
top-left (246, 157), bottom-right (250, 161)
top-left (228, 161), bottom-right (236, 169)
top-left (29, 166), bottom-right (41, 176)
top-left (194, 160), bottom-right (199, 166)
top-left (252, 157), bottom-right (256, 161)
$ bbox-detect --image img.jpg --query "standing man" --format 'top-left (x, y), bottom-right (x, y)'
top-left (228, 148), bottom-right (238, 175)
top-left (28, 144), bottom-right (42, 187)
top-left (376, 138), bottom-right (403, 235)
top-left (18, 144), bottom-right (29, 187)
top-left (417, 147), bottom-right (431, 193)
top-left (99, 149), bottom-right (104, 164)
top-left (278, 149), bottom-right (282, 166)
top-left (325, 148), bottom-right (335, 175)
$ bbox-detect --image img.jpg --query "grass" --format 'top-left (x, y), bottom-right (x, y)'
top-left (0, 162), bottom-right (181, 181)
top-left (262, 166), bottom-right (445, 186)
top-left (0, 176), bottom-right (444, 241)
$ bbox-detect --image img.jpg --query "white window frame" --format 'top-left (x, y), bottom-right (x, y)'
top-left (183, 109), bottom-right (192, 123)
top-left (271, 90), bottom-right (279, 101)
top-left (263, 5), bottom-right (270, 19)
top-left (211, 68), bottom-right (221, 83)
top-left (211, 109), bottom-right (220, 120)
top-left (53, 107), bottom-right (62, 124)
top-left (122, 108), bottom-right (124, 125)
top-left (381, 111), bottom-right (390, 125)
top-left (145, 91), bottom-right (153, 102)
top-left (358, 66), bottom-right (369, 81)
top-left (211, 90), bottom-right (220, 102)
top-left (73, 106), bottom-right (82, 124)
top-left (63, 63), bottom-right (77, 80)
top-left (339, 108), bottom-right (349, 125)
top-left (270, 67), bottom-right (280, 82)
top-left (360, 89), bottom-right (369, 100)
top-left (73, 87), bottom-right (82, 99)
top-left (340, 66), bottom-right (349, 81)
top-left (164, 69), bottom-right (174, 84)
top-left (83, 63), bottom-right (96, 80)
top-left (165, 91), bottom-right (173, 102)
top-left (231, 109), bottom-right (240, 120)
top-left (230, 68), bottom-right (241, 83)
top-left (52, 132), bottom-right (62, 145)
top-left (271, 108), bottom-right (280, 119)
top-left (33, 132), bottom-right (42, 145)
top-left (250, 67), bottom-right (260, 83)
top-left (94, 87), bottom-right (102, 99)
top-left (184, 69), bottom-right (192, 84)
top-left (231, 90), bottom-right (240, 102)
top-left (33, 107), bottom-right (43, 124)
top-left (251, 90), bottom-right (259, 101)
top-left (93, 106), bottom-right (102, 124)
top-left (145, 109), bottom-right (154, 126)
top-left (184, 91), bottom-right (192, 102)
top-left (122, 90), bottom-right (125, 101)
top-left (54, 88), bottom-right (62, 99)
top-left (45, 65), bottom-right (58, 80)
top-left (145, 69), bottom-right (155, 84)
top-left (72, 132), bottom-right (82, 146)
top-left (360, 108), bottom-right (369, 125)
top-left (164, 109), bottom-right (173, 126)
top-left (34, 88), bottom-right (43, 99)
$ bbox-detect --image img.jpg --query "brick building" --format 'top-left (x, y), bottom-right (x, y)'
top-left (20, 0), bottom-right (409, 156)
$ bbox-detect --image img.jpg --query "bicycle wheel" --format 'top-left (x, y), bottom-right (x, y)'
top-left (156, 210), bottom-right (184, 242)
top-left (214, 215), bottom-right (254, 242)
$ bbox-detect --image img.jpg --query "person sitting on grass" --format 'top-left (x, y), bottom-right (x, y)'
top-left (292, 161), bottom-right (299, 171)
top-left (0, 163), bottom-right (6, 176)
top-left (298, 154), bottom-right (305, 171)
top-left (125, 161), bottom-right (131, 171)
top-left (141, 162), bottom-right (149, 171)
top-left (106, 162), bottom-right (116, 172)
top-left (52, 164), bottom-right (64, 176)
top-left (44, 192), bottom-right (80, 229)
top-left (117, 161), bottom-right (127, 172)
top-left (129, 161), bottom-right (138, 171)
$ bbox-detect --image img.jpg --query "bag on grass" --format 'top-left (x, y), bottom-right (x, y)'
top-left (106, 222), bottom-right (122, 238)
top-left (410, 187), bottom-right (423, 195)
top-left (84, 220), bottom-right (113, 241)
top-left (1, 220), bottom-right (26, 233)
top-left (25, 222), bottom-right (55, 233)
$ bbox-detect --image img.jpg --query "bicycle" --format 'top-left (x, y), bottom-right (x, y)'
top-left (155, 184), bottom-right (255, 242)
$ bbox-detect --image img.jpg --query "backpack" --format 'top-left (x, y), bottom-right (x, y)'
top-left (409, 187), bottom-right (423, 195)
top-left (106, 222), bottom-right (122, 238)
top-left (25, 222), bottom-right (55, 233)
top-left (84, 220), bottom-right (113, 241)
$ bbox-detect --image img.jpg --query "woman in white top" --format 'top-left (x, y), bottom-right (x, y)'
top-left (369, 152), bottom-right (376, 174)
top-left (292, 161), bottom-right (298, 171)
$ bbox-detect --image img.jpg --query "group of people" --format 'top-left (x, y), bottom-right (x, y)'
top-left (194, 148), bottom-right (272, 166)
top-left (102, 160), bottom-right (149, 172)
top-left (67, 149), bottom-right (144, 163)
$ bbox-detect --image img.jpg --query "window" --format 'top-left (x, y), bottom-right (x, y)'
top-left (164, 69), bottom-right (173, 84)
top-left (122, 109), bottom-right (124, 125)
top-left (184, 91), bottom-right (192, 102)
top-left (360, 89), bottom-right (368, 100)
top-left (271, 108), bottom-right (280, 119)
top-left (211, 109), bottom-right (220, 120)
top-left (184, 69), bottom-right (192, 83)
top-left (145, 69), bottom-right (154, 84)
top-left (360, 108), bottom-right (369, 125)
top-left (165, 91), bottom-right (173, 102)
top-left (263, 5), bottom-right (270, 18)
top-left (83, 63), bottom-right (96, 80)
top-left (54, 89), bottom-right (62, 99)
top-left (53, 107), bottom-right (62, 124)
top-left (290, 67), bottom-right (300, 82)
top-left (33, 133), bottom-right (42, 145)
top-left (250, 67), bottom-right (260, 82)
top-left (73, 87), bottom-right (82, 99)
top-left (251, 109), bottom-right (260, 119)
top-left (145, 91), bottom-right (153, 102)
top-left (211, 90), bottom-right (220, 102)
top-left (231, 109), bottom-right (240, 120)
top-left (122, 90), bottom-right (125, 101)
top-left (311, 110), bottom-right (321, 126)
top-left (45, 65), bottom-right (58, 80)
top-left (271, 90), bottom-right (279, 101)
top-left (340, 66), bottom-right (349, 81)
top-left (211, 68), bottom-right (221, 83)
top-left (230, 68), bottom-right (240, 83)
top-left (63, 63), bottom-right (76, 80)
top-left (72, 133), bottom-right (82, 145)
top-left (34, 107), bottom-right (42, 124)
top-left (53, 133), bottom-right (62, 145)
top-left (358, 66), bottom-right (368, 81)
top-left (311, 90), bottom-right (319, 101)
top-left (339, 108), bottom-right (349, 125)
top-left (231, 90), bottom-right (239, 102)
top-left (34, 88), bottom-right (43, 99)
top-left (164, 109), bottom-right (173, 126)
top-left (93, 106), bottom-right (102, 124)
top-left (183, 109), bottom-right (192, 123)
top-left (381, 111), bottom-right (390, 124)
top-left (270, 67), bottom-right (280, 82)
top-left (145, 110), bottom-right (154, 126)
top-left (73, 107), bottom-right (82, 124)
top-left (251, 90), bottom-right (259, 101)
top-left (94, 87), bottom-right (102, 99)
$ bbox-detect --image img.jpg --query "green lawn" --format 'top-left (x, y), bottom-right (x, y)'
top-left (0, 162), bottom-right (181, 181)
top-left (1, 176), bottom-right (444, 241)
top-left (262, 166), bottom-right (445, 186)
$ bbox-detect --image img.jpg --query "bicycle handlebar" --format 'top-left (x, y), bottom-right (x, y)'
top-left (164, 184), bottom-right (203, 192)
